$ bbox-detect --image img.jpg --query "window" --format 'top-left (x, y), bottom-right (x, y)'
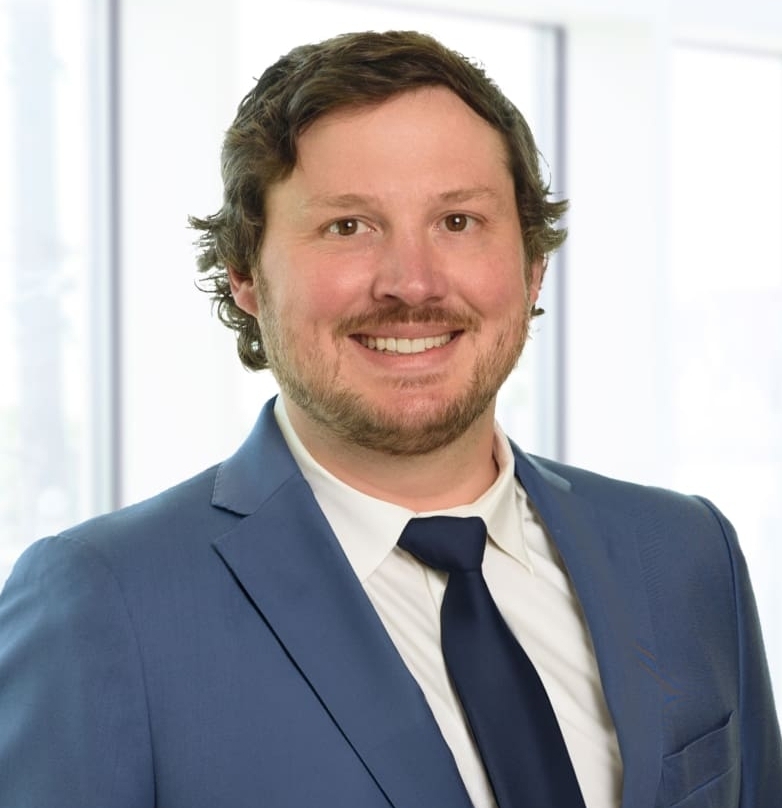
top-left (670, 44), bottom-right (782, 690)
top-left (0, 0), bottom-right (113, 581)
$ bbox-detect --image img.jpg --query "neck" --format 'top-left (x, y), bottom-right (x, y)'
top-left (283, 398), bottom-right (499, 512)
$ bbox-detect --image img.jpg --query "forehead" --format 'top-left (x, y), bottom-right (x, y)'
top-left (283, 86), bottom-right (512, 200)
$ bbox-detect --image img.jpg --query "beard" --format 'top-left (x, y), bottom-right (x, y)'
top-left (257, 287), bottom-right (531, 457)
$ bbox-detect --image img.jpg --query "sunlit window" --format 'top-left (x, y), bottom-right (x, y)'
top-left (670, 45), bottom-right (782, 694)
top-left (0, 0), bottom-right (112, 581)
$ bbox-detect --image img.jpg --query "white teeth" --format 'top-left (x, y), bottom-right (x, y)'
top-left (357, 332), bottom-right (454, 354)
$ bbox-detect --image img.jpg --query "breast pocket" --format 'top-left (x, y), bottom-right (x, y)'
top-left (660, 711), bottom-right (740, 807)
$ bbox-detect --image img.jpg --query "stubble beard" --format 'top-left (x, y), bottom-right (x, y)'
top-left (258, 290), bottom-right (531, 457)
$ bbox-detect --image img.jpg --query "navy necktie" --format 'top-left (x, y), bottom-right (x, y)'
top-left (398, 515), bottom-right (586, 808)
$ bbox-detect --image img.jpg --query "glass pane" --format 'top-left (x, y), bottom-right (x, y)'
top-left (671, 46), bottom-right (782, 697)
top-left (0, 0), bottom-right (111, 582)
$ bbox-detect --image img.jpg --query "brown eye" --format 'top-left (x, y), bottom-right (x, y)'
top-left (443, 213), bottom-right (470, 232)
top-left (327, 219), bottom-right (365, 236)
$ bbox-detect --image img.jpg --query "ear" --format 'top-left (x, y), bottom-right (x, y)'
top-left (527, 257), bottom-right (544, 306)
top-left (227, 266), bottom-right (260, 316)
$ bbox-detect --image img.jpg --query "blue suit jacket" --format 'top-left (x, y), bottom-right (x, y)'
top-left (1, 399), bottom-right (780, 807)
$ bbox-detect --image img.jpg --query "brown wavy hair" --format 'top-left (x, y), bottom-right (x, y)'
top-left (190, 30), bottom-right (568, 371)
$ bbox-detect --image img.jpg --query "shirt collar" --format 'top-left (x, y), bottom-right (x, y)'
top-left (274, 397), bottom-right (534, 581)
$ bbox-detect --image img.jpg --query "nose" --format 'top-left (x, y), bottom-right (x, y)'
top-left (370, 230), bottom-right (447, 306)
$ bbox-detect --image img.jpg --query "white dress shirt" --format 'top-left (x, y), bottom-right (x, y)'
top-left (274, 398), bottom-right (622, 808)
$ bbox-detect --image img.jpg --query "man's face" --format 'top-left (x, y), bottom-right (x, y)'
top-left (231, 86), bottom-right (542, 456)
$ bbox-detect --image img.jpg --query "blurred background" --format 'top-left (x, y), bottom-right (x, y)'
top-left (1, 0), bottom-right (780, 702)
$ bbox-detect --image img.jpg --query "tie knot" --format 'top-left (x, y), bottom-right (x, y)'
top-left (398, 516), bottom-right (487, 573)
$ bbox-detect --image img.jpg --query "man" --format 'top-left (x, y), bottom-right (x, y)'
top-left (0, 30), bottom-right (779, 808)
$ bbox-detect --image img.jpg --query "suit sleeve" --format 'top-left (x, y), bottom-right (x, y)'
top-left (0, 536), bottom-right (155, 808)
top-left (696, 497), bottom-right (782, 804)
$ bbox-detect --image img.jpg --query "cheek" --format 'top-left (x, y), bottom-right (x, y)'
top-left (292, 258), bottom-right (373, 321)
top-left (269, 274), bottom-right (356, 341)
top-left (467, 257), bottom-right (527, 315)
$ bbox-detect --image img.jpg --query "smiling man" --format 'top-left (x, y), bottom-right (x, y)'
top-left (230, 86), bottom-right (536, 499)
top-left (0, 30), bottom-right (779, 808)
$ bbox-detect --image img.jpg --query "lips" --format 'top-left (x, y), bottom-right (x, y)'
top-left (355, 332), bottom-right (455, 354)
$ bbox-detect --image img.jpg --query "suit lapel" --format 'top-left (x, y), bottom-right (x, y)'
top-left (513, 448), bottom-right (663, 808)
top-left (210, 401), bottom-right (472, 808)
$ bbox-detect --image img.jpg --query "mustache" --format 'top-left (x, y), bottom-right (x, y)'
top-left (335, 304), bottom-right (479, 335)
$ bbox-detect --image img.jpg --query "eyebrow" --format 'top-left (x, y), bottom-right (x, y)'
top-left (438, 186), bottom-right (501, 204)
top-left (303, 186), bottom-right (501, 211)
top-left (303, 193), bottom-right (379, 211)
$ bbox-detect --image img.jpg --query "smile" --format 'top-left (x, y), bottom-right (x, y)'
top-left (355, 332), bottom-right (455, 354)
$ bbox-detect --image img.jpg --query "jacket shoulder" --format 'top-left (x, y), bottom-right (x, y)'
top-left (526, 451), bottom-right (725, 530)
top-left (11, 464), bottom-right (242, 589)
